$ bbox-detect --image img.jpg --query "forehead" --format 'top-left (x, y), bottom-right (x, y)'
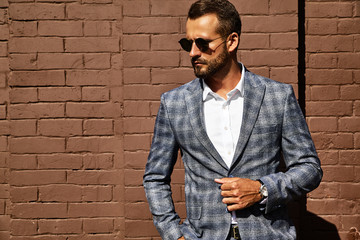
top-left (186, 14), bottom-right (220, 38)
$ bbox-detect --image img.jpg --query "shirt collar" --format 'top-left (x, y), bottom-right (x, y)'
top-left (202, 63), bottom-right (245, 101)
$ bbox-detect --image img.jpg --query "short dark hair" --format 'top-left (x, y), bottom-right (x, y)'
top-left (188, 0), bottom-right (242, 38)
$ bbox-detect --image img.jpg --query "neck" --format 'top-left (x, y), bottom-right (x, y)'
top-left (205, 58), bottom-right (242, 99)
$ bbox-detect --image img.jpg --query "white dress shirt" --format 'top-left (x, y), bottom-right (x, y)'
top-left (203, 64), bottom-right (245, 168)
top-left (202, 64), bottom-right (245, 224)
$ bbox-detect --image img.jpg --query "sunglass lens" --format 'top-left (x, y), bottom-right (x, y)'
top-left (179, 38), bottom-right (192, 52)
top-left (195, 38), bottom-right (209, 52)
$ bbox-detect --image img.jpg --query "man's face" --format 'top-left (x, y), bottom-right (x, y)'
top-left (186, 14), bottom-right (230, 79)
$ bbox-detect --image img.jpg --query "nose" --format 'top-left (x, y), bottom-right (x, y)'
top-left (189, 42), bottom-right (201, 58)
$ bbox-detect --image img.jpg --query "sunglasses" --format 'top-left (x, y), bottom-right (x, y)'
top-left (178, 36), bottom-right (226, 52)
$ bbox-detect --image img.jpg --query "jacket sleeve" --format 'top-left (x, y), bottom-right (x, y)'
top-left (143, 94), bottom-right (182, 240)
top-left (259, 85), bottom-right (323, 214)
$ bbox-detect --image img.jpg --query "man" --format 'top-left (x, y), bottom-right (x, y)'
top-left (143, 0), bottom-right (322, 239)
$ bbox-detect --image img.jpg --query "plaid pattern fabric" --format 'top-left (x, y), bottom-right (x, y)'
top-left (143, 66), bottom-right (322, 240)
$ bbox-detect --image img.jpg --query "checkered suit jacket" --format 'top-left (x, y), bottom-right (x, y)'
top-left (143, 66), bottom-right (322, 240)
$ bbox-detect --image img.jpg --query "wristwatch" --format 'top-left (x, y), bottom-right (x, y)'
top-left (259, 184), bottom-right (268, 199)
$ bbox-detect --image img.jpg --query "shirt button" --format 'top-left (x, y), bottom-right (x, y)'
top-left (228, 151), bottom-right (231, 155)
top-left (224, 126), bottom-right (228, 130)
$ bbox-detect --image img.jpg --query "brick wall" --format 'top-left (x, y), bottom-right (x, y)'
top-left (305, 0), bottom-right (360, 239)
top-left (0, 0), bottom-right (358, 239)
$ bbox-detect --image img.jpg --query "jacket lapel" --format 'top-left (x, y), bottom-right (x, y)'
top-left (184, 79), bottom-right (228, 170)
top-left (230, 70), bottom-right (265, 169)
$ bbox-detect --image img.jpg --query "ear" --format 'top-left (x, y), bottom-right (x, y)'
top-left (227, 32), bottom-right (239, 53)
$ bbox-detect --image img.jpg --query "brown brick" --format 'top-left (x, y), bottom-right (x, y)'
top-left (339, 117), bottom-right (360, 132)
top-left (306, 101), bottom-right (353, 116)
top-left (9, 70), bottom-right (65, 86)
top-left (124, 51), bottom-right (179, 67)
top-left (242, 16), bottom-right (297, 33)
top-left (240, 50), bottom-right (297, 67)
top-left (67, 4), bottom-right (121, 20)
top-left (125, 186), bottom-right (147, 202)
top-left (9, 37), bottom-right (63, 53)
top-left (306, 35), bottom-right (353, 53)
top-left (66, 70), bottom-right (120, 86)
top-left (0, 58), bottom-right (9, 72)
top-left (10, 120), bottom-right (37, 137)
top-left (310, 85), bottom-right (340, 101)
top-left (123, 84), bottom-right (179, 100)
top-left (38, 53), bottom-right (83, 69)
top-left (307, 19), bottom-right (338, 35)
top-left (312, 133), bottom-right (353, 150)
top-left (125, 220), bottom-right (158, 237)
top-left (342, 215), bottom-right (360, 230)
top-left (9, 54), bottom-right (37, 70)
top-left (306, 2), bottom-right (353, 18)
top-left (10, 186), bottom-right (37, 203)
top-left (66, 137), bottom-right (121, 153)
top-left (38, 154), bottom-right (82, 169)
top-left (9, 155), bottom-right (37, 170)
top-left (340, 150), bottom-right (360, 165)
top-left (10, 137), bottom-right (65, 154)
top-left (68, 203), bottom-right (123, 217)
top-left (0, 121), bottom-right (9, 135)
top-left (123, 134), bottom-right (151, 151)
top-left (338, 19), bottom-right (360, 34)
top-left (339, 183), bottom-right (360, 200)
top-left (322, 166), bottom-right (355, 182)
top-left (340, 85), bottom-right (360, 100)
top-left (9, 88), bottom-right (37, 103)
top-left (84, 53), bottom-right (111, 69)
top-left (270, 67), bottom-right (297, 84)
top-left (83, 21), bottom-right (111, 36)
top-left (306, 69), bottom-right (353, 85)
top-left (151, 0), bottom-right (191, 16)
top-left (123, 101), bottom-right (151, 117)
top-left (82, 186), bottom-right (113, 201)
top-left (123, 17), bottom-right (180, 34)
top-left (10, 219), bottom-right (37, 236)
top-left (9, 3), bottom-right (65, 20)
top-left (232, 0), bottom-right (269, 15)
top-left (308, 117), bottom-right (338, 132)
top-left (10, 21), bottom-right (37, 37)
top-left (307, 53), bottom-right (338, 69)
top-left (10, 170), bottom-right (66, 186)
top-left (124, 169), bottom-right (144, 186)
top-left (0, 42), bottom-right (7, 57)
top-left (124, 68), bottom-right (150, 84)
top-left (39, 119), bottom-right (82, 137)
top-left (270, 33), bottom-right (298, 49)
top-left (83, 154), bottom-right (113, 169)
top-left (338, 53), bottom-right (360, 69)
top-left (83, 218), bottom-right (114, 233)
top-left (38, 87), bottom-right (81, 102)
top-left (269, 0), bottom-right (297, 14)
top-left (66, 103), bottom-right (121, 118)
top-left (123, 35), bottom-right (150, 51)
top-left (308, 182), bottom-right (339, 199)
top-left (123, 0), bottom-right (150, 16)
top-left (151, 68), bottom-right (194, 84)
top-left (82, 87), bottom-right (109, 102)
top-left (12, 203), bottom-right (67, 218)
top-left (39, 185), bottom-right (82, 202)
top-left (65, 37), bottom-right (119, 53)
top-left (307, 199), bottom-right (358, 215)
top-left (9, 103), bottom-right (65, 119)
top-left (84, 119), bottom-right (113, 136)
top-left (38, 219), bottom-right (82, 234)
top-left (38, 21), bottom-right (82, 36)
top-left (125, 202), bottom-right (152, 220)
top-left (123, 118), bottom-right (155, 134)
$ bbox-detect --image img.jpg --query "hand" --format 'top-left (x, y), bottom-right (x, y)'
top-left (214, 177), bottom-right (262, 211)
top-left (178, 237), bottom-right (185, 240)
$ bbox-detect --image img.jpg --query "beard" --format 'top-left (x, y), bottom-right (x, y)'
top-left (191, 46), bottom-right (230, 79)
